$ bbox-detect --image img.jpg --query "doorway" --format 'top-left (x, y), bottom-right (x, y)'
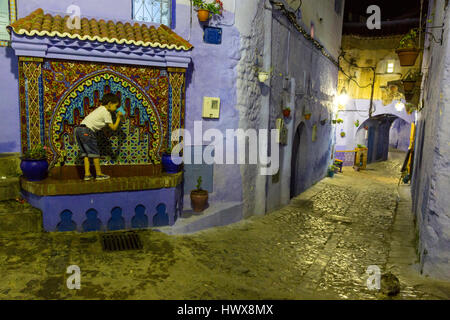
top-left (290, 123), bottom-right (308, 198)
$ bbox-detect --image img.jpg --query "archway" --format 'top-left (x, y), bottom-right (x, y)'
top-left (290, 123), bottom-right (308, 198)
top-left (356, 114), bottom-right (410, 163)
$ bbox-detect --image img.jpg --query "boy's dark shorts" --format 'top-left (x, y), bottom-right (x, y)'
top-left (74, 126), bottom-right (100, 158)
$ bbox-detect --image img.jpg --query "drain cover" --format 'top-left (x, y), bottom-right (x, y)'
top-left (101, 231), bottom-right (143, 251)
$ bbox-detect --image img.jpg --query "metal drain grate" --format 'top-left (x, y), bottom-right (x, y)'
top-left (101, 231), bottom-right (143, 251)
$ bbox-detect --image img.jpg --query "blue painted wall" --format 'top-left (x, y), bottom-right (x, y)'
top-left (411, 0), bottom-right (450, 281)
top-left (0, 46), bottom-right (20, 152)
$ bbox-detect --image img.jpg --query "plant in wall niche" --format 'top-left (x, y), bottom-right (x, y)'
top-left (20, 145), bottom-right (49, 182)
top-left (340, 132), bottom-right (346, 138)
top-left (190, 176), bottom-right (209, 213)
top-left (396, 28), bottom-right (421, 66)
top-left (193, 0), bottom-right (223, 22)
top-left (282, 107), bottom-right (291, 118)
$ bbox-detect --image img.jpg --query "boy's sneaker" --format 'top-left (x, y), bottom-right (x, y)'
top-left (96, 174), bottom-right (110, 181)
top-left (84, 175), bottom-right (93, 181)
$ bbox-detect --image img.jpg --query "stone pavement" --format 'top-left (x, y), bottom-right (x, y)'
top-left (0, 159), bottom-right (449, 300)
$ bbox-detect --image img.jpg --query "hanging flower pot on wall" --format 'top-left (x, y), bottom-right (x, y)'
top-left (340, 132), bottom-right (346, 138)
top-left (197, 9), bottom-right (210, 22)
top-left (304, 112), bottom-right (311, 120)
top-left (282, 108), bottom-right (291, 118)
top-left (194, 0), bottom-right (223, 22)
top-left (396, 48), bottom-right (420, 66)
top-left (396, 29), bottom-right (421, 66)
top-left (258, 71), bottom-right (270, 83)
top-left (402, 80), bottom-right (416, 92)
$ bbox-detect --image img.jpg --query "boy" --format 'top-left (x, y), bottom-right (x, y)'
top-left (74, 93), bottom-right (124, 181)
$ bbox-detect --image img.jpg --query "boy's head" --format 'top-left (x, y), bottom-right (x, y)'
top-left (101, 93), bottom-right (120, 112)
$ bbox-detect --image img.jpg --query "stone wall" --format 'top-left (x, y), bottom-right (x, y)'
top-left (265, 7), bottom-right (338, 211)
top-left (412, 0), bottom-right (450, 280)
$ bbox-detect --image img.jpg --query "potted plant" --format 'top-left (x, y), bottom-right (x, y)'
top-left (20, 144), bottom-right (49, 181)
top-left (304, 110), bottom-right (312, 120)
top-left (354, 120), bottom-right (360, 127)
top-left (340, 132), bottom-right (346, 138)
top-left (193, 0), bottom-right (223, 22)
top-left (161, 146), bottom-right (183, 174)
top-left (405, 103), bottom-right (417, 114)
top-left (282, 107), bottom-right (291, 118)
top-left (396, 29), bottom-right (421, 66)
top-left (320, 119), bottom-right (328, 126)
top-left (402, 69), bottom-right (422, 92)
top-left (190, 176), bottom-right (209, 212)
top-left (327, 165), bottom-right (337, 178)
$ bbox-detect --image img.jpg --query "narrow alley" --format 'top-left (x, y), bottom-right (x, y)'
top-left (1, 155), bottom-right (449, 300)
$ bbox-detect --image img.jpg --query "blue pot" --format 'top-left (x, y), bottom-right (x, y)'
top-left (162, 154), bottom-right (183, 173)
top-left (20, 159), bottom-right (49, 181)
top-left (327, 170), bottom-right (335, 178)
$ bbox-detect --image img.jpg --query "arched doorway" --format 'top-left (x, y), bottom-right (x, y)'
top-left (290, 123), bottom-right (308, 198)
top-left (356, 114), bottom-right (410, 163)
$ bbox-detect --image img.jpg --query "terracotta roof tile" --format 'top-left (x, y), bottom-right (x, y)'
top-left (9, 8), bottom-right (193, 51)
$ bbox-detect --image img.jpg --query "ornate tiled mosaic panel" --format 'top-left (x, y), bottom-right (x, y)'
top-left (17, 59), bottom-right (186, 167)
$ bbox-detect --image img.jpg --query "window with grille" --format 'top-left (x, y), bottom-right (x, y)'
top-left (0, 0), bottom-right (10, 42)
top-left (132, 0), bottom-right (172, 27)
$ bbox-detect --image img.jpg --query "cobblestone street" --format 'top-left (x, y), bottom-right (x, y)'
top-left (1, 158), bottom-right (449, 300)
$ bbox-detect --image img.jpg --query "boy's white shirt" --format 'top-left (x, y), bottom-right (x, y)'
top-left (81, 105), bottom-right (113, 131)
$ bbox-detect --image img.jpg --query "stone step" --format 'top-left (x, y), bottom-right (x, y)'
top-left (156, 202), bottom-right (243, 235)
top-left (0, 177), bottom-right (20, 201)
top-left (0, 153), bottom-right (21, 177)
top-left (0, 200), bottom-right (43, 233)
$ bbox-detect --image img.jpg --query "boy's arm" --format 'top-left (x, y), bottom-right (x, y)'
top-left (108, 114), bottom-right (122, 131)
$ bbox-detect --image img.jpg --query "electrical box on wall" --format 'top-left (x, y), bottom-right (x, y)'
top-left (202, 97), bottom-right (221, 118)
top-left (203, 26), bottom-right (222, 44)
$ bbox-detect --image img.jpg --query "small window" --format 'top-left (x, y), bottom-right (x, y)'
top-left (0, 0), bottom-right (11, 43)
top-left (386, 61), bottom-right (395, 73)
top-left (132, 0), bottom-right (172, 27)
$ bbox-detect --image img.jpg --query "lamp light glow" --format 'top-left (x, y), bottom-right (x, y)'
top-left (337, 88), bottom-right (349, 106)
top-left (395, 101), bottom-right (405, 111)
